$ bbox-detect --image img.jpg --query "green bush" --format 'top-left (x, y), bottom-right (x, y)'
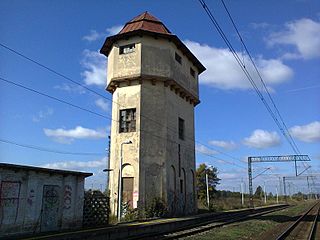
top-left (123, 208), bottom-right (139, 221)
top-left (145, 198), bottom-right (168, 218)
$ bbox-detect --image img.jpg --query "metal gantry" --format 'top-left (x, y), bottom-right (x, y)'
top-left (283, 175), bottom-right (319, 201)
top-left (248, 155), bottom-right (310, 208)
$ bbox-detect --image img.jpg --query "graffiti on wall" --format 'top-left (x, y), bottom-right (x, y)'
top-left (27, 189), bottom-right (35, 206)
top-left (63, 185), bottom-right (72, 210)
top-left (41, 185), bottom-right (60, 232)
top-left (0, 181), bottom-right (21, 226)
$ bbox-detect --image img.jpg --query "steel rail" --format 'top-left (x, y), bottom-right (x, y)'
top-left (308, 203), bottom-right (319, 240)
top-left (276, 201), bottom-right (320, 240)
top-left (131, 204), bottom-right (289, 240)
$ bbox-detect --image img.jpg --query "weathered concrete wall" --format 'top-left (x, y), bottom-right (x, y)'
top-left (140, 37), bottom-right (199, 98)
top-left (108, 83), bottom-right (141, 214)
top-left (0, 168), bottom-right (86, 237)
top-left (107, 37), bottom-right (142, 84)
top-left (140, 81), bottom-right (197, 215)
top-left (107, 35), bottom-right (199, 216)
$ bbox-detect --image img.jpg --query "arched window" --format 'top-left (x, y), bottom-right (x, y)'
top-left (170, 165), bottom-right (176, 193)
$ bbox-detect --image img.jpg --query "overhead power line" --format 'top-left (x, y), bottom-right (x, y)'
top-left (0, 76), bottom-right (245, 168)
top-left (197, 0), bottom-right (307, 165)
top-left (0, 138), bottom-right (106, 156)
top-left (0, 76), bottom-right (113, 121)
top-left (0, 43), bottom-right (108, 101)
top-left (220, 0), bottom-right (301, 156)
top-left (0, 43), bottom-right (245, 167)
top-left (219, 0), bottom-right (312, 174)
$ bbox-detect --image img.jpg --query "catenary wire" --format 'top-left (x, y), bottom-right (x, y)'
top-left (197, 0), bottom-right (309, 168)
top-left (219, 0), bottom-right (311, 173)
top-left (220, 0), bottom-right (302, 155)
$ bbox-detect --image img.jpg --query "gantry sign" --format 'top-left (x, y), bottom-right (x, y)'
top-left (248, 155), bottom-right (310, 208)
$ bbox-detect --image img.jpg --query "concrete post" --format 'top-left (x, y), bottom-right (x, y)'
top-left (206, 173), bottom-right (209, 209)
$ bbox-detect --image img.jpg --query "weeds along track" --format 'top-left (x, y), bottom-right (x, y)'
top-left (275, 201), bottom-right (320, 240)
top-left (131, 204), bottom-right (289, 240)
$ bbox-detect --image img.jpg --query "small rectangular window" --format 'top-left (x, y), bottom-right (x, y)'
top-left (119, 44), bottom-right (135, 54)
top-left (190, 68), bottom-right (195, 78)
top-left (119, 108), bottom-right (136, 133)
top-left (175, 52), bottom-right (182, 64)
top-left (178, 117), bottom-right (184, 140)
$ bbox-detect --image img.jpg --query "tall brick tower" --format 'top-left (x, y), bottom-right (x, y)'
top-left (100, 12), bottom-right (205, 217)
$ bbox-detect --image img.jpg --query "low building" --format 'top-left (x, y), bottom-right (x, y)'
top-left (0, 163), bottom-right (92, 237)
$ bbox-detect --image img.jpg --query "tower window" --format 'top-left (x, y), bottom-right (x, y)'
top-left (190, 68), bottom-right (195, 78)
top-left (119, 108), bottom-right (136, 133)
top-left (119, 44), bottom-right (135, 54)
top-left (175, 52), bottom-right (182, 64)
top-left (178, 117), bottom-right (185, 140)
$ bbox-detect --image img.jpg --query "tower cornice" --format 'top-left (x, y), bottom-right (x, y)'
top-left (106, 75), bottom-right (200, 106)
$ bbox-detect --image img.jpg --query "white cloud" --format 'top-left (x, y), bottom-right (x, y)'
top-left (32, 108), bottom-right (54, 122)
top-left (267, 18), bottom-right (320, 59)
top-left (219, 173), bottom-right (240, 180)
top-left (196, 144), bottom-right (217, 155)
top-left (290, 121), bottom-right (320, 142)
top-left (41, 158), bottom-right (109, 191)
top-left (95, 98), bottom-right (110, 112)
top-left (243, 129), bottom-right (281, 149)
top-left (83, 25), bottom-right (123, 42)
top-left (106, 25), bottom-right (123, 35)
top-left (250, 22), bottom-right (271, 29)
top-left (54, 83), bottom-right (86, 94)
top-left (185, 40), bottom-right (293, 90)
top-left (208, 140), bottom-right (237, 150)
top-left (81, 49), bottom-right (107, 86)
top-left (83, 30), bottom-right (103, 42)
top-left (42, 157), bottom-right (106, 170)
top-left (44, 126), bottom-right (107, 143)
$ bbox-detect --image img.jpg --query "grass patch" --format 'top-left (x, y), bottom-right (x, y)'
top-left (186, 200), bottom-right (315, 240)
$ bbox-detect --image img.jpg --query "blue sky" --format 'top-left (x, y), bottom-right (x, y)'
top-left (1, 0), bottom-right (319, 194)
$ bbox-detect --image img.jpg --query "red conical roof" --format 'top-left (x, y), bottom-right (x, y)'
top-left (119, 11), bottom-right (171, 35)
top-left (100, 12), bottom-right (206, 74)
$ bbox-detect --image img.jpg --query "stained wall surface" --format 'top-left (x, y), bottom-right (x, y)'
top-left (0, 165), bottom-right (90, 237)
top-left (107, 35), bottom-right (200, 216)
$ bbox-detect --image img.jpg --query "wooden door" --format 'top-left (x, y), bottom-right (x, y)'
top-left (122, 177), bottom-right (134, 209)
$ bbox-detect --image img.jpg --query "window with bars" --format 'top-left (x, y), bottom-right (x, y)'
top-left (119, 108), bottom-right (136, 133)
top-left (119, 44), bottom-right (135, 55)
top-left (178, 117), bottom-right (185, 140)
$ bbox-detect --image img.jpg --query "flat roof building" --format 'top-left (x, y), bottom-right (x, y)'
top-left (0, 163), bottom-right (92, 237)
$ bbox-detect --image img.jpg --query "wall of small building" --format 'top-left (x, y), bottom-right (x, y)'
top-left (0, 168), bottom-right (85, 237)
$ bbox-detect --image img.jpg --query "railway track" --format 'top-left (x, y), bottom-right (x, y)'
top-left (275, 201), bottom-right (320, 240)
top-left (132, 204), bottom-right (289, 240)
